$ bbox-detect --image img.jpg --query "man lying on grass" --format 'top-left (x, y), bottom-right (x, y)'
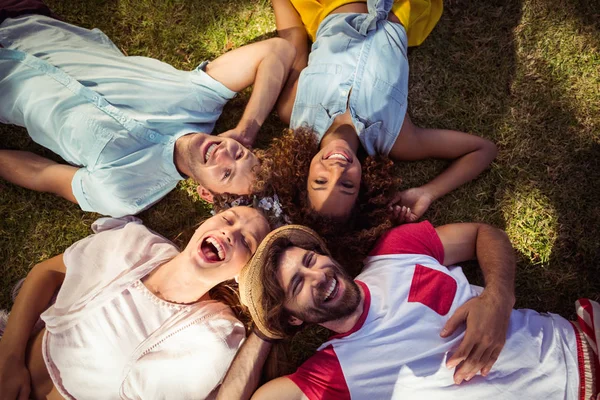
top-left (0, 0), bottom-right (294, 217)
top-left (217, 223), bottom-right (598, 400)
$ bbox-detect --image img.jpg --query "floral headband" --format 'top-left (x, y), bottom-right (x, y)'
top-left (212, 194), bottom-right (291, 228)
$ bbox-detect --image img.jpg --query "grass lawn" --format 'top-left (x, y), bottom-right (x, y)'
top-left (1, 0), bottom-right (599, 368)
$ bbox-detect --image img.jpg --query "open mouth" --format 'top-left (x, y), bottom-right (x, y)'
top-left (324, 151), bottom-right (352, 163)
top-left (204, 143), bottom-right (219, 163)
top-left (200, 236), bottom-right (226, 263)
top-left (323, 277), bottom-right (339, 302)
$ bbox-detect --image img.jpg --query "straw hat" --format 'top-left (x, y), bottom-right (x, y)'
top-left (239, 224), bottom-right (329, 339)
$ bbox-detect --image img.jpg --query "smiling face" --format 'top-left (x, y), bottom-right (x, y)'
top-left (183, 206), bottom-right (270, 283)
top-left (181, 133), bottom-right (259, 200)
top-left (276, 246), bottom-right (361, 324)
top-left (307, 139), bottom-right (362, 218)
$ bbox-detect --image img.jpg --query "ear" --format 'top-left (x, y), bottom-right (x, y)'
top-left (288, 315), bottom-right (304, 326)
top-left (196, 185), bottom-right (214, 203)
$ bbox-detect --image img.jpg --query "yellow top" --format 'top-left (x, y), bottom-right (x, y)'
top-left (290, 0), bottom-right (443, 46)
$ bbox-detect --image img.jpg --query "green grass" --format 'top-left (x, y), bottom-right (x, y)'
top-left (1, 0), bottom-right (599, 367)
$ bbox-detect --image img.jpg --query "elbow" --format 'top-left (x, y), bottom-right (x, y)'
top-left (481, 138), bottom-right (498, 165)
top-left (271, 37), bottom-right (297, 70)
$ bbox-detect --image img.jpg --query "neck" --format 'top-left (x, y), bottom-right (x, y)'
top-left (320, 283), bottom-right (365, 334)
top-left (320, 122), bottom-right (360, 154)
top-left (173, 134), bottom-right (193, 178)
top-left (142, 253), bottom-right (213, 304)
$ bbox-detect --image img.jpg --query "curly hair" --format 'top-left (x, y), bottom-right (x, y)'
top-left (215, 127), bottom-right (403, 274)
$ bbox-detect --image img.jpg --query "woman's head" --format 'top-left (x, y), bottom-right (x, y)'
top-left (307, 138), bottom-right (362, 219)
top-left (182, 206), bottom-right (271, 284)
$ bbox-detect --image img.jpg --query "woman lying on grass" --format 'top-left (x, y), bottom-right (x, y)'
top-left (270, 0), bottom-right (498, 222)
top-left (0, 206), bottom-right (271, 400)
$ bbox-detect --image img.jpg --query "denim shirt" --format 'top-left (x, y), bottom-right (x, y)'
top-left (0, 15), bottom-right (236, 217)
top-left (290, 0), bottom-right (409, 156)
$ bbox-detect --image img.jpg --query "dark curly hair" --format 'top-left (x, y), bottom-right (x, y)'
top-left (214, 127), bottom-right (403, 274)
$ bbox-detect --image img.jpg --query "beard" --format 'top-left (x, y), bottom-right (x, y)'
top-left (291, 264), bottom-right (362, 324)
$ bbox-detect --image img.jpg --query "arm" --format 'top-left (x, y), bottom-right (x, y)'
top-left (0, 150), bottom-right (78, 203)
top-left (434, 223), bottom-right (515, 384)
top-left (205, 37), bottom-right (296, 147)
top-left (252, 377), bottom-right (305, 400)
top-left (0, 255), bottom-right (66, 400)
top-left (216, 331), bottom-right (273, 400)
top-left (388, 116), bottom-right (497, 221)
top-left (271, 0), bottom-right (310, 124)
top-left (216, 331), bottom-right (305, 400)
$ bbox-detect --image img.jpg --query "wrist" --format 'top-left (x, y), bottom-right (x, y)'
top-left (481, 287), bottom-right (515, 311)
top-left (0, 341), bottom-right (26, 363)
top-left (252, 328), bottom-right (279, 344)
top-left (236, 120), bottom-right (260, 140)
top-left (418, 185), bottom-right (439, 202)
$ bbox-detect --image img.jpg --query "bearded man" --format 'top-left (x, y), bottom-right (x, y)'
top-left (217, 222), bottom-right (598, 400)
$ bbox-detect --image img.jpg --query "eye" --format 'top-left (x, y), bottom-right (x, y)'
top-left (236, 150), bottom-right (243, 160)
top-left (308, 252), bottom-right (316, 267)
top-left (221, 216), bottom-right (233, 225)
top-left (315, 178), bottom-right (327, 185)
top-left (293, 276), bottom-right (303, 297)
top-left (342, 181), bottom-right (354, 189)
top-left (242, 235), bottom-right (251, 250)
top-left (223, 169), bottom-right (231, 180)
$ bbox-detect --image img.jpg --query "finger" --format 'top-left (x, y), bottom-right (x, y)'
top-left (441, 304), bottom-right (468, 338)
top-left (446, 337), bottom-right (475, 370)
top-left (481, 348), bottom-right (502, 376)
top-left (454, 344), bottom-right (487, 384)
top-left (386, 192), bottom-right (403, 207)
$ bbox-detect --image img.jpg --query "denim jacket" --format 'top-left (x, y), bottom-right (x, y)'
top-left (290, 0), bottom-right (409, 156)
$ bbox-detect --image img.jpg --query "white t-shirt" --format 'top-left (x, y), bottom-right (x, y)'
top-left (41, 217), bottom-right (245, 400)
top-left (288, 221), bottom-right (582, 399)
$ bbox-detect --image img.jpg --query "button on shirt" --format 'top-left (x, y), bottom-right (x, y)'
top-left (0, 15), bottom-right (236, 217)
top-left (290, 0), bottom-right (409, 157)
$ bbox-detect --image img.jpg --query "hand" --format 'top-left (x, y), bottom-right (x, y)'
top-left (389, 205), bottom-right (413, 225)
top-left (387, 187), bottom-right (435, 223)
top-left (218, 128), bottom-right (255, 149)
top-left (0, 351), bottom-right (31, 400)
top-left (441, 292), bottom-right (512, 384)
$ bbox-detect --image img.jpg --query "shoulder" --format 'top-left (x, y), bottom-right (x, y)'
top-left (286, 345), bottom-right (351, 400)
top-left (368, 221), bottom-right (444, 263)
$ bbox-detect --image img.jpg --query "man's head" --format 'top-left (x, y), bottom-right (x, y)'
top-left (239, 225), bottom-right (361, 339)
top-left (174, 133), bottom-right (259, 202)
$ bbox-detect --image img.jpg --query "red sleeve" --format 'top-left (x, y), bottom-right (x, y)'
top-left (368, 221), bottom-right (444, 263)
top-left (286, 346), bottom-right (350, 400)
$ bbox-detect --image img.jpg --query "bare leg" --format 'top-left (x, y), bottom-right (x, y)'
top-left (0, 150), bottom-right (78, 203)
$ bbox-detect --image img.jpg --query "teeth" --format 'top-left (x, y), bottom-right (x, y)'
top-left (326, 153), bottom-right (349, 162)
top-left (206, 237), bottom-right (224, 260)
top-left (324, 278), bottom-right (337, 301)
top-left (205, 143), bottom-right (218, 162)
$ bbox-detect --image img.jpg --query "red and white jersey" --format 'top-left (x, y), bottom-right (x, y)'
top-left (288, 221), bottom-right (582, 399)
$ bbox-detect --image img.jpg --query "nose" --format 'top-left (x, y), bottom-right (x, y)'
top-left (306, 268), bottom-right (327, 287)
top-left (214, 142), bottom-right (235, 164)
top-left (220, 229), bottom-right (234, 246)
top-left (325, 164), bottom-right (345, 184)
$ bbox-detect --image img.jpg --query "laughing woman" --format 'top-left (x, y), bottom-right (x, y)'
top-left (0, 206), bottom-right (271, 400)
top-left (270, 0), bottom-right (497, 222)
